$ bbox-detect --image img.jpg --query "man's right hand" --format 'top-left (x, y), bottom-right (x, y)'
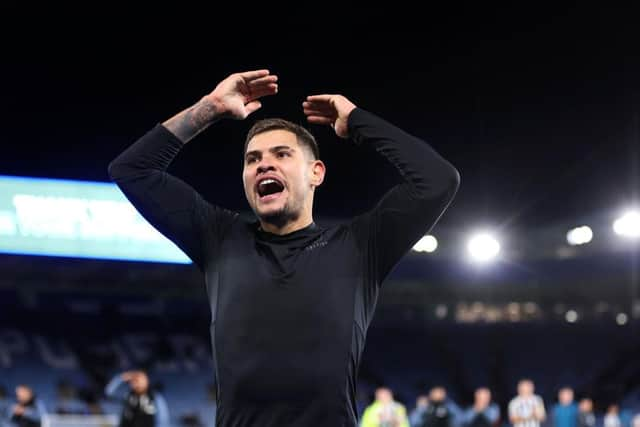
top-left (206, 70), bottom-right (278, 120)
top-left (121, 371), bottom-right (136, 382)
top-left (163, 69), bottom-right (278, 143)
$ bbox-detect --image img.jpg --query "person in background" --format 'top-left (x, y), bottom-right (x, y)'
top-left (508, 379), bottom-right (545, 427)
top-left (577, 398), bottom-right (595, 427)
top-left (105, 370), bottom-right (169, 427)
top-left (463, 388), bottom-right (500, 427)
top-left (604, 405), bottom-right (621, 427)
top-left (552, 387), bottom-right (578, 427)
top-left (420, 387), bottom-right (459, 427)
top-left (9, 385), bottom-right (45, 427)
top-left (361, 387), bottom-right (409, 427)
top-left (409, 395), bottom-right (429, 427)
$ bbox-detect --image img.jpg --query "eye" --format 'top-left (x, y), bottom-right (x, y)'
top-left (277, 151), bottom-right (290, 158)
top-left (246, 156), bottom-right (257, 164)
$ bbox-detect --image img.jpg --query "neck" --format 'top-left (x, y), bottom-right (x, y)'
top-left (259, 216), bottom-right (314, 235)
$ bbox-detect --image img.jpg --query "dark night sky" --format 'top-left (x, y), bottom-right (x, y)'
top-left (2, 5), bottom-right (639, 232)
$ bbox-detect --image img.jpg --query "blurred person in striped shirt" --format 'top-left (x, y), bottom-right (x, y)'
top-left (508, 380), bottom-right (545, 427)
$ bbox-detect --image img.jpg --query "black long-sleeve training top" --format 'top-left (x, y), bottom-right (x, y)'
top-left (108, 108), bottom-right (460, 427)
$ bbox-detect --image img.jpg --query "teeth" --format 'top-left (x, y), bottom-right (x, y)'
top-left (260, 179), bottom-right (276, 186)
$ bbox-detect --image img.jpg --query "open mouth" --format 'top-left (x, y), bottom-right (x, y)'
top-left (256, 178), bottom-right (285, 201)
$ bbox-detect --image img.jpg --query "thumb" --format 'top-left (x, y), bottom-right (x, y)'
top-left (245, 100), bottom-right (262, 116)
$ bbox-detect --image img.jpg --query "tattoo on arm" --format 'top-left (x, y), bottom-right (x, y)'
top-left (163, 98), bottom-right (218, 143)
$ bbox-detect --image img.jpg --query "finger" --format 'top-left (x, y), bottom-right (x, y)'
top-left (247, 84), bottom-right (278, 101)
top-left (303, 101), bottom-right (334, 114)
top-left (245, 100), bottom-right (262, 115)
top-left (306, 94), bottom-right (334, 102)
top-left (303, 100), bottom-right (332, 108)
top-left (303, 108), bottom-right (331, 117)
top-left (238, 69), bottom-right (270, 81)
top-left (306, 115), bottom-right (334, 125)
top-left (249, 75), bottom-right (278, 86)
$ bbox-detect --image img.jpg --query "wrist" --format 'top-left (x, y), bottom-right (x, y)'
top-left (196, 95), bottom-right (222, 124)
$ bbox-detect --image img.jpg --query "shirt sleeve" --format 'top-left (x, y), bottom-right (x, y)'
top-left (348, 108), bottom-right (460, 283)
top-left (108, 124), bottom-right (238, 270)
top-left (508, 399), bottom-right (517, 420)
top-left (104, 374), bottom-right (126, 399)
top-left (536, 396), bottom-right (546, 419)
top-left (154, 393), bottom-right (170, 427)
top-left (486, 404), bottom-right (500, 424)
top-left (360, 404), bottom-right (378, 427)
top-left (19, 400), bottom-right (46, 422)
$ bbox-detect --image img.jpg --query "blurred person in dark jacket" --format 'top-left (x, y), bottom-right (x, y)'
top-left (9, 385), bottom-right (45, 427)
top-left (463, 388), bottom-right (499, 427)
top-left (105, 371), bottom-right (169, 427)
top-left (577, 398), bottom-right (595, 427)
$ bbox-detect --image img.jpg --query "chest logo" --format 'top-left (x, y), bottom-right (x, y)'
top-left (304, 240), bottom-right (328, 251)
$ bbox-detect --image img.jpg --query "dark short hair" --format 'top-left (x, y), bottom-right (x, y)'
top-left (244, 118), bottom-right (320, 160)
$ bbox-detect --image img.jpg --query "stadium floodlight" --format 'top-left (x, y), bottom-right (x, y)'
top-left (467, 232), bottom-right (500, 263)
top-left (613, 210), bottom-right (640, 238)
top-left (435, 304), bottom-right (448, 319)
top-left (412, 235), bottom-right (438, 253)
top-left (566, 226), bottom-right (593, 246)
top-left (616, 313), bottom-right (628, 325)
top-left (565, 310), bottom-right (578, 323)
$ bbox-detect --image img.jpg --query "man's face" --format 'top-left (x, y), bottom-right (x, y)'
top-left (243, 130), bottom-right (323, 225)
top-left (475, 388), bottom-right (491, 407)
top-left (375, 388), bottom-right (393, 404)
top-left (559, 388), bottom-right (574, 405)
top-left (15, 386), bottom-right (32, 404)
top-left (131, 373), bottom-right (149, 394)
top-left (579, 399), bottom-right (593, 412)
top-left (518, 381), bottom-right (534, 396)
top-left (430, 387), bottom-right (446, 402)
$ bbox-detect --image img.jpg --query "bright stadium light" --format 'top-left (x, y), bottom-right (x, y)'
top-left (616, 313), bottom-right (628, 325)
top-left (613, 210), bottom-right (640, 238)
top-left (566, 226), bottom-right (593, 245)
top-left (413, 235), bottom-right (438, 253)
top-left (435, 304), bottom-right (448, 319)
top-left (467, 232), bottom-right (500, 263)
top-left (565, 310), bottom-right (578, 323)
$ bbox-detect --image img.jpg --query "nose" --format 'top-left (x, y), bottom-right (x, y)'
top-left (257, 161), bottom-right (276, 174)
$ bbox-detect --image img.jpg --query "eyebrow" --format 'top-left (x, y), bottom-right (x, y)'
top-left (245, 145), bottom-right (296, 160)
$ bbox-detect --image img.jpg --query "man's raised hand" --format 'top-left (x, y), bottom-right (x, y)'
top-left (303, 94), bottom-right (356, 139)
top-left (208, 69), bottom-right (279, 120)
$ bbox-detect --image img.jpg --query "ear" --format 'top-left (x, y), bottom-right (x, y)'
top-left (310, 160), bottom-right (326, 187)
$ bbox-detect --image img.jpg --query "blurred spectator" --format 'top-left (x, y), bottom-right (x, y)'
top-left (620, 408), bottom-right (634, 427)
top-left (508, 379), bottom-right (545, 427)
top-left (631, 414), bottom-right (640, 427)
top-left (409, 395), bottom-right (429, 427)
top-left (463, 388), bottom-right (500, 427)
top-left (105, 370), bottom-right (169, 427)
top-left (9, 385), bottom-right (46, 427)
top-left (361, 387), bottom-right (409, 427)
top-left (417, 387), bottom-right (459, 427)
top-left (552, 387), bottom-right (578, 427)
top-left (604, 405), bottom-right (621, 427)
top-left (358, 388), bottom-right (373, 419)
top-left (577, 398), bottom-right (595, 427)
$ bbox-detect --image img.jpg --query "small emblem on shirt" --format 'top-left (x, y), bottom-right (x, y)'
top-left (304, 240), bottom-right (328, 251)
